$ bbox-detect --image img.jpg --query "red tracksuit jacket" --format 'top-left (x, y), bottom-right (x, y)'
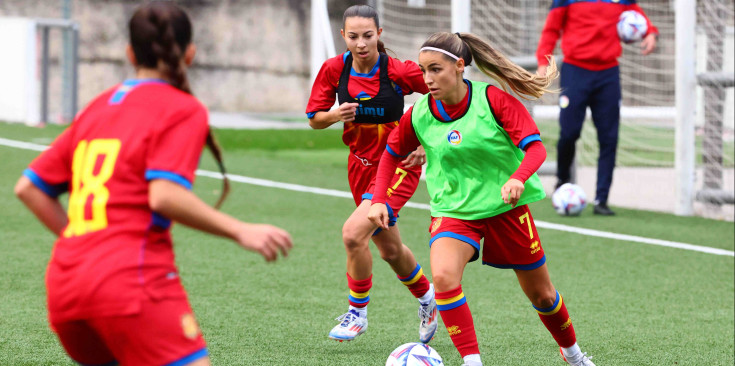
top-left (536, 0), bottom-right (659, 71)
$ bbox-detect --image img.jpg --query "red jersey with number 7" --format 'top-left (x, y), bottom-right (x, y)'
top-left (24, 79), bottom-right (209, 323)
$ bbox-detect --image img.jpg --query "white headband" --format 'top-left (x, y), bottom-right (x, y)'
top-left (420, 47), bottom-right (460, 61)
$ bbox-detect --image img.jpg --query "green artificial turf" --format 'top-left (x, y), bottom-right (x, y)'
top-left (0, 123), bottom-right (732, 365)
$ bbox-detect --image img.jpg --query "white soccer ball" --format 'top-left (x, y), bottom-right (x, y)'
top-left (617, 10), bottom-right (648, 43)
top-left (552, 183), bottom-right (587, 216)
top-left (386, 342), bottom-right (443, 366)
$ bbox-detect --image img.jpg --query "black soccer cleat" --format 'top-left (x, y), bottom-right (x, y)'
top-left (593, 203), bottom-right (615, 216)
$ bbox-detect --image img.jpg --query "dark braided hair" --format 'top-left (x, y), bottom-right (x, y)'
top-left (129, 1), bottom-right (230, 208)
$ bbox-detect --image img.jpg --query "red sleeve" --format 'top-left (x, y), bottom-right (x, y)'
top-left (510, 141), bottom-right (547, 183)
top-left (487, 87), bottom-right (541, 147)
top-left (387, 57), bottom-right (430, 95)
top-left (536, 6), bottom-right (566, 66)
top-left (374, 108), bottom-right (420, 204)
top-left (305, 55), bottom-right (343, 117)
top-left (26, 126), bottom-right (74, 194)
top-left (145, 102), bottom-right (209, 187)
top-left (385, 107), bottom-right (421, 157)
top-left (627, 4), bottom-right (659, 36)
top-left (372, 150), bottom-right (403, 205)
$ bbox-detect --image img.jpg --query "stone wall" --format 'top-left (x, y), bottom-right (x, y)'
top-left (0, 0), bottom-right (363, 117)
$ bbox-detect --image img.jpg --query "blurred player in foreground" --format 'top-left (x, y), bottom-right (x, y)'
top-left (369, 32), bottom-right (596, 366)
top-left (15, 2), bottom-right (292, 365)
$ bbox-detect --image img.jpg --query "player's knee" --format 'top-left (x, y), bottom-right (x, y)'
top-left (431, 268), bottom-right (461, 292)
top-left (597, 135), bottom-right (619, 149)
top-left (559, 131), bottom-right (581, 142)
top-left (377, 243), bottom-right (402, 263)
top-left (530, 289), bottom-right (557, 309)
top-left (342, 224), bottom-right (367, 251)
top-left (342, 233), bottom-right (362, 251)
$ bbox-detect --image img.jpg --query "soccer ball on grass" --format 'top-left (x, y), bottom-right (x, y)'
top-left (551, 183), bottom-right (587, 216)
top-left (386, 342), bottom-right (443, 366)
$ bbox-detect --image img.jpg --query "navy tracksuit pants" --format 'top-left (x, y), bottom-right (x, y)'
top-left (557, 63), bottom-right (621, 205)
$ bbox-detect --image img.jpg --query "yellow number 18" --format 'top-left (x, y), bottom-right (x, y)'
top-left (63, 139), bottom-right (121, 238)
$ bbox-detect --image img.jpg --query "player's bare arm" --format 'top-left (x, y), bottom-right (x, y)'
top-left (401, 145), bottom-right (426, 168)
top-left (308, 102), bottom-right (360, 129)
top-left (14, 176), bottom-right (68, 236)
top-left (367, 203), bottom-right (390, 230)
top-left (149, 179), bottom-right (292, 262)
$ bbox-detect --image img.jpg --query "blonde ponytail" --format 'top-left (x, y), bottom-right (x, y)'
top-left (421, 32), bottom-right (558, 99)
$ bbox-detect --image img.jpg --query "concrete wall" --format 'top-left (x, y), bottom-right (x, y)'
top-left (0, 0), bottom-right (355, 118)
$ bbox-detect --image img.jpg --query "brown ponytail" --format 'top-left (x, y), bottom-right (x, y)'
top-left (421, 32), bottom-right (558, 100)
top-left (129, 1), bottom-right (230, 208)
top-left (377, 40), bottom-right (387, 55)
top-left (204, 132), bottom-right (230, 209)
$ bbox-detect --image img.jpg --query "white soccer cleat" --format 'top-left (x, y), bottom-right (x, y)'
top-left (418, 285), bottom-right (438, 344)
top-left (560, 347), bottom-right (596, 366)
top-left (460, 361), bottom-right (483, 366)
top-left (328, 310), bottom-right (367, 342)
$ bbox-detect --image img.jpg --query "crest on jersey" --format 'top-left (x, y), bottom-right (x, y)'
top-left (430, 217), bottom-right (443, 233)
top-left (355, 91), bottom-right (372, 101)
top-left (181, 313), bottom-right (201, 340)
top-left (447, 130), bottom-right (462, 145)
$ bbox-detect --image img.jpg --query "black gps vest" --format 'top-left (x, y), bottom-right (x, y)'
top-left (337, 52), bottom-right (405, 124)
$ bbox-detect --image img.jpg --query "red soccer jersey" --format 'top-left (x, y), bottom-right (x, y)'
top-left (25, 79), bottom-right (209, 322)
top-left (306, 52), bottom-right (429, 162)
top-left (536, 0), bottom-right (659, 71)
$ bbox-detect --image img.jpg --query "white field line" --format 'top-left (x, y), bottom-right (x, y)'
top-left (196, 170), bottom-right (734, 257)
top-left (2, 137), bottom-right (732, 257)
top-left (0, 137), bottom-right (48, 152)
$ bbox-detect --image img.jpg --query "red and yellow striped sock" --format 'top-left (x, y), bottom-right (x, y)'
top-left (397, 263), bottom-right (431, 298)
top-left (347, 273), bottom-right (372, 308)
top-left (436, 285), bottom-right (479, 357)
top-left (534, 291), bottom-right (577, 347)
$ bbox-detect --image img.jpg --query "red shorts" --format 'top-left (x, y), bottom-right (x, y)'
top-left (50, 296), bottom-right (207, 366)
top-left (428, 205), bottom-right (546, 269)
top-left (348, 152), bottom-right (421, 226)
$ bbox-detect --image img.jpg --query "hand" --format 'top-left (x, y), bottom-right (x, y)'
top-left (234, 223), bottom-right (293, 262)
top-left (536, 65), bottom-right (548, 77)
top-left (401, 145), bottom-right (426, 168)
top-left (501, 178), bottom-right (525, 208)
top-left (367, 203), bottom-right (390, 230)
top-left (641, 33), bottom-right (657, 55)
top-left (337, 102), bottom-right (359, 123)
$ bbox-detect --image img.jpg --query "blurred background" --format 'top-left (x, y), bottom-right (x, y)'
top-left (0, 0), bottom-right (732, 219)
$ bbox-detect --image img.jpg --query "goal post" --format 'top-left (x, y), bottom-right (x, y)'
top-left (0, 18), bottom-right (39, 125)
top-left (675, 0), bottom-right (697, 216)
top-left (310, 0), bottom-right (336, 85)
top-left (0, 17), bottom-right (79, 126)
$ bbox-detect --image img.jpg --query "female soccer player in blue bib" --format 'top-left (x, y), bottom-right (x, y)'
top-left (15, 3), bottom-right (292, 365)
top-left (306, 5), bottom-right (437, 343)
top-left (369, 32), bottom-right (596, 366)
